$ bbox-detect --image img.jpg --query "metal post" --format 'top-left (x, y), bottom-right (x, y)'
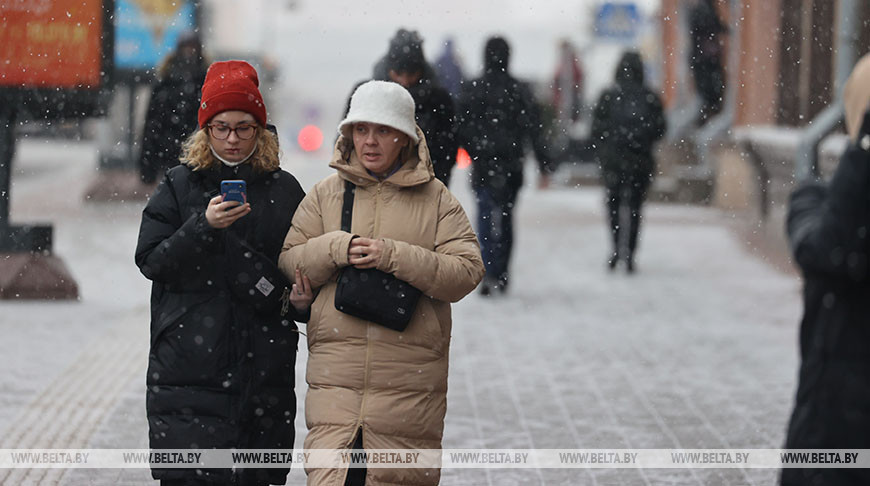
top-left (126, 83), bottom-right (136, 164)
top-left (0, 107), bottom-right (16, 230)
top-left (0, 107), bottom-right (52, 253)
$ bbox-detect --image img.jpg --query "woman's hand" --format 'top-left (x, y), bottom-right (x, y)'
top-left (205, 195), bottom-right (251, 228)
top-left (348, 237), bottom-right (385, 269)
top-left (290, 268), bottom-right (314, 312)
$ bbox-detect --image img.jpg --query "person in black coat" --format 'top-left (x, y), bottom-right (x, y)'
top-left (456, 36), bottom-right (552, 295)
top-left (688, 0), bottom-right (727, 125)
top-left (780, 53), bottom-right (870, 486)
top-left (591, 51), bottom-right (666, 273)
top-left (135, 61), bottom-right (312, 486)
top-left (347, 28), bottom-right (458, 187)
top-left (139, 33), bottom-right (208, 184)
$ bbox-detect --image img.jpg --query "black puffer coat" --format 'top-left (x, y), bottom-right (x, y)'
top-left (456, 40), bottom-right (551, 195)
top-left (782, 139), bottom-right (870, 485)
top-left (591, 51), bottom-right (666, 188)
top-left (404, 76), bottom-right (457, 186)
top-left (138, 59), bottom-right (207, 183)
top-left (135, 162), bottom-right (305, 484)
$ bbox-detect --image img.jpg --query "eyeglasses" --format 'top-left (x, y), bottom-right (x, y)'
top-left (207, 123), bottom-right (257, 140)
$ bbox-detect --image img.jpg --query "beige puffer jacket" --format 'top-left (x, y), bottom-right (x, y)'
top-left (279, 126), bottom-right (484, 486)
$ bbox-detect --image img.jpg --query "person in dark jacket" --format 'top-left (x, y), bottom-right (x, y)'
top-left (348, 28), bottom-right (458, 187)
top-left (780, 52), bottom-right (870, 486)
top-left (688, 0), bottom-right (727, 125)
top-left (139, 32), bottom-right (208, 184)
top-left (591, 51), bottom-right (666, 274)
top-left (135, 60), bottom-right (312, 486)
top-left (456, 36), bottom-right (553, 295)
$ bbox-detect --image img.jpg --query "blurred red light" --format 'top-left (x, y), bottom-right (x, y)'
top-left (456, 147), bottom-right (472, 169)
top-left (298, 125), bottom-right (323, 152)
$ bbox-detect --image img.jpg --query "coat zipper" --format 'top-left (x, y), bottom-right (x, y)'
top-left (355, 182), bottom-right (381, 444)
top-left (372, 183), bottom-right (382, 236)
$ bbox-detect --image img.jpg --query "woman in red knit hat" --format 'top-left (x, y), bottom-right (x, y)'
top-left (135, 60), bottom-right (312, 486)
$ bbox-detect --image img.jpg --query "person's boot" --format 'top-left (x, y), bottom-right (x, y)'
top-left (480, 277), bottom-right (498, 297)
top-left (607, 251), bottom-right (619, 271)
top-left (479, 281), bottom-right (492, 296)
top-left (626, 256), bottom-right (635, 274)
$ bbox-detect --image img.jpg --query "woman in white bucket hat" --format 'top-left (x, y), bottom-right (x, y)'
top-left (279, 80), bottom-right (483, 486)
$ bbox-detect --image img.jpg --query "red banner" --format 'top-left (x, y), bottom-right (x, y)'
top-left (0, 0), bottom-right (104, 88)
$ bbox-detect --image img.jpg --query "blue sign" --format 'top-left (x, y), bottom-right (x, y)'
top-left (595, 2), bottom-right (641, 41)
top-left (114, 0), bottom-right (196, 71)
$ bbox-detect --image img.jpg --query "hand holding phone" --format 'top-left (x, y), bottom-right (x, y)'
top-left (206, 180), bottom-right (251, 228)
top-left (221, 180), bottom-right (247, 205)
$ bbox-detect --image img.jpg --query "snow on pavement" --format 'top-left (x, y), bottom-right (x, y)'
top-left (0, 139), bottom-right (802, 485)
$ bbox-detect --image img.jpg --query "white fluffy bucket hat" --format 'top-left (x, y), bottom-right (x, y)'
top-left (338, 80), bottom-right (419, 143)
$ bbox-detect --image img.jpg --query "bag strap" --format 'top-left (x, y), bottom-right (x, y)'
top-left (341, 179), bottom-right (355, 232)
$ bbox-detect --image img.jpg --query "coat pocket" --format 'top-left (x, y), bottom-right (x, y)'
top-left (395, 297), bottom-right (446, 355)
top-left (150, 292), bottom-right (233, 386)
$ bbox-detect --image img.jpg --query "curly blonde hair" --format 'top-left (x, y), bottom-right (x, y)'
top-left (179, 125), bottom-right (280, 172)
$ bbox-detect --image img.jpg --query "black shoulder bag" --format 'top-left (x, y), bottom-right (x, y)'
top-left (333, 180), bottom-right (422, 331)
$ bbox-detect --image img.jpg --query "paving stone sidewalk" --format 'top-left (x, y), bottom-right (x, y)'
top-left (1, 140), bottom-right (802, 485)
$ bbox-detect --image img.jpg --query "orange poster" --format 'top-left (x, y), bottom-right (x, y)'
top-left (0, 0), bottom-right (104, 88)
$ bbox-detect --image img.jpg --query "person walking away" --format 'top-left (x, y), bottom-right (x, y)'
top-left (135, 60), bottom-right (312, 486)
top-left (279, 80), bottom-right (484, 486)
top-left (591, 51), bottom-right (666, 274)
top-left (780, 52), bottom-right (870, 486)
top-left (348, 28), bottom-right (458, 187)
top-left (688, 0), bottom-right (728, 126)
top-left (457, 36), bottom-right (553, 295)
top-left (139, 32), bottom-right (208, 185)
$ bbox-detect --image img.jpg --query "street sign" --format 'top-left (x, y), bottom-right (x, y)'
top-left (0, 0), bottom-right (114, 118)
top-left (594, 2), bottom-right (641, 41)
top-left (114, 0), bottom-right (197, 76)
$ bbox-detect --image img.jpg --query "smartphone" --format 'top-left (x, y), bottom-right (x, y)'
top-left (220, 180), bottom-right (247, 205)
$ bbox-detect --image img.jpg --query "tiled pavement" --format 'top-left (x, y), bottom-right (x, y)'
top-left (2, 140), bottom-right (802, 485)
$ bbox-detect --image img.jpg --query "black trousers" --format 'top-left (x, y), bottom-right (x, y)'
top-left (691, 59), bottom-right (725, 123)
top-left (605, 172), bottom-right (650, 262)
top-left (474, 183), bottom-right (521, 288)
top-left (344, 431), bottom-right (366, 486)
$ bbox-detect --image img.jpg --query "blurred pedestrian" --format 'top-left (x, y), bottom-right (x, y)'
top-left (135, 60), bottom-right (311, 486)
top-left (434, 37), bottom-right (464, 100)
top-left (279, 80), bottom-right (484, 486)
top-left (139, 32), bottom-right (208, 184)
top-left (591, 51), bottom-right (666, 274)
top-left (348, 28), bottom-right (458, 187)
top-left (552, 39), bottom-right (584, 124)
top-left (780, 53), bottom-right (870, 486)
top-left (688, 0), bottom-right (727, 125)
top-left (457, 36), bottom-right (553, 295)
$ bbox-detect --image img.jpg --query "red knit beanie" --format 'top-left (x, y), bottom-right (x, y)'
top-left (198, 60), bottom-right (267, 129)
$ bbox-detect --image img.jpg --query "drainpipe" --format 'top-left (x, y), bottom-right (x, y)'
top-left (793, 0), bottom-right (859, 181)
